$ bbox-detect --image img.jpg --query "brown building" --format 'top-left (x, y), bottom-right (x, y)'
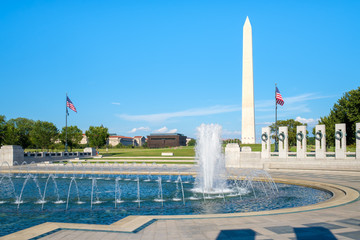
top-left (147, 133), bottom-right (187, 148)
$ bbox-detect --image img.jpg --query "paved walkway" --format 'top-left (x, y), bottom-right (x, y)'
top-left (31, 170), bottom-right (360, 240)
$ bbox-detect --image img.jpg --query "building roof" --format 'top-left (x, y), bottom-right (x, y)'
top-left (134, 136), bottom-right (144, 138)
top-left (149, 133), bottom-right (184, 136)
top-left (109, 136), bottom-right (133, 139)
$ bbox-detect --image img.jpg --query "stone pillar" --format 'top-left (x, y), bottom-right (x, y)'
top-left (261, 127), bottom-right (271, 159)
top-left (315, 125), bottom-right (326, 159)
top-left (0, 145), bottom-right (24, 166)
top-left (356, 123), bottom-right (360, 159)
top-left (335, 123), bottom-right (346, 159)
top-left (296, 125), bottom-right (307, 159)
top-left (225, 143), bottom-right (241, 168)
top-left (278, 126), bottom-right (288, 158)
top-left (84, 147), bottom-right (96, 156)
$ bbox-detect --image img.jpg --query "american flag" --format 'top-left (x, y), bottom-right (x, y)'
top-left (66, 96), bottom-right (77, 112)
top-left (276, 87), bottom-right (284, 106)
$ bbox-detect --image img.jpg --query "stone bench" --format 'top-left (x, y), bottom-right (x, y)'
top-left (161, 152), bottom-right (174, 156)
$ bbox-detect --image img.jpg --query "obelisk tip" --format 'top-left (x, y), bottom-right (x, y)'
top-left (245, 16), bottom-right (251, 25)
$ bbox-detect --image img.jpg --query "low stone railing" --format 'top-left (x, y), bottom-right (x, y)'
top-left (0, 146), bottom-right (96, 166)
top-left (269, 152), bottom-right (356, 159)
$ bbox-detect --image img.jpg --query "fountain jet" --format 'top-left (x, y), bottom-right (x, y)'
top-left (194, 124), bottom-right (227, 193)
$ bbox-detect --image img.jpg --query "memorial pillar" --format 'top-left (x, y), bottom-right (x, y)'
top-left (278, 126), bottom-right (288, 158)
top-left (315, 125), bottom-right (326, 159)
top-left (261, 127), bottom-right (271, 159)
top-left (296, 125), bottom-right (307, 159)
top-left (335, 123), bottom-right (346, 159)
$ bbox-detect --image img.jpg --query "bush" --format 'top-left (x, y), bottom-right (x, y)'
top-left (187, 139), bottom-right (196, 146)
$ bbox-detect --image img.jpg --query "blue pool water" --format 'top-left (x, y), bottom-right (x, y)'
top-left (0, 174), bottom-right (332, 237)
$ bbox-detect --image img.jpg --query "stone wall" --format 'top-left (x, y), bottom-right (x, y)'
top-left (0, 146), bottom-right (95, 166)
top-left (0, 145), bottom-right (23, 166)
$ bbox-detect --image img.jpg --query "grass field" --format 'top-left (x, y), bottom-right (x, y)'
top-left (98, 146), bottom-right (196, 157)
top-left (25, 143), bottom-right (356, 157)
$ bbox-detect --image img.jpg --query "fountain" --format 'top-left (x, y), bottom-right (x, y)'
top-left (41, 174), bottom-right (63, 210)
top-left (66, 176), bottom-right (84, 210)
top-left (194, 124), bottom-right (230, 194)
top-left (0, 124), bottom-right (334, 237)
top-left (114, 177), bottom-right (123, 208)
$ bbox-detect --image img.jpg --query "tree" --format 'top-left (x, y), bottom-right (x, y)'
top-left (85, 125), bottom-right (109, 149)
top-left (187, 139), bottom-right (196, 146)
top-left (307, 136), bottom-right (315, 145)
top-left (270, 119), bottom-right (307, 146)
top-left (115, 142), bottom-right (124, 148)
top-left (6, 118), bottom-right (34, 148)
top-left (318, 87), bottom-right (360, 146)
top-left (59, 126), bottom-right (83, 151)
top-left (3, 121), bottom-right (19, 145)
top-left (0, 115), bottom-right (6, 146)
top-left (30, 120), bottom-right (59, 150)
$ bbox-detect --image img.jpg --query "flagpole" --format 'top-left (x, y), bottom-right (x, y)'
top-left (65, 93), bottom-right (68, 152)
top-left (274, 83), bottom-right (278, 152)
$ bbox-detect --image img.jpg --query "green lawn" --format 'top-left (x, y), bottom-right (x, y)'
top-left (99, 146), bottom-right (195, 157)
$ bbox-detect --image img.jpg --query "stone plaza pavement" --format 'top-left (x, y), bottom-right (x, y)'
top-left (27, 170), bottom-right (360, 240)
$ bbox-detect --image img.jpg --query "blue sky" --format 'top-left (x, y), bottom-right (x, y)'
top-left (1, 0), bottom-right (359, 141)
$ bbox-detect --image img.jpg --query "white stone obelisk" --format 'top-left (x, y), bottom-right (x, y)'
top-left (241, 16), bottom-right (255, 144)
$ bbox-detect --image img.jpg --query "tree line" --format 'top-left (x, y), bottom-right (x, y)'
top-left (317, 86), bottom-right (360, 147)
top-left (0, 116), bottom-right (109, 150)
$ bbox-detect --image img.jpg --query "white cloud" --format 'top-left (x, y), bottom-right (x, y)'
top-left (168, 128), bottom-right (178, 133)
top-left (154, 126), bottom-right (178, 133)
top-left (117, 105), bottom-right (242, 123)
top-left (117, 92), bottom-right (331, 125)
top-left (128, 126), bottom-right (151, 133)
top-left (285, 93), bottom-right (331, 104)
top-left (295, 116), bottom-right (319, 126)
top-left (222, 129), bottom-right (241, 137)
top-left (256, 93), bottom-right (331, 113)
top-left (111, 102), bottom-right (121, 105)
top-left (155, 127), bottom-right (168, 133)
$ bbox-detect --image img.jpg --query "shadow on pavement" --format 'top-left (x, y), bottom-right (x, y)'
top-left (216, 229), bottom-right (256, 240)
top-left (294, 227), bottom-right (337, 240)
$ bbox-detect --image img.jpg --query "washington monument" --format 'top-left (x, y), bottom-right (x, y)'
top-left (241, 16), bottom-right (255, 144)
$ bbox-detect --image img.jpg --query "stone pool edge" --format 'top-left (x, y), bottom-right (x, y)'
top-left (1, 178), bottom-right (359, 240)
